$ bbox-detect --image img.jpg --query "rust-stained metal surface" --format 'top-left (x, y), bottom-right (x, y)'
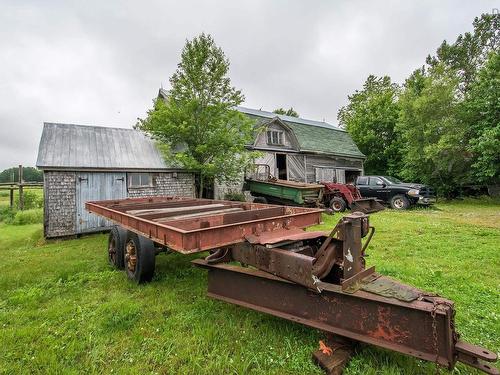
top-left (85, 196), bottom-right (323, 253)
top-left (88, 196), bottom-right (497, 374)
top-left (194, 259), bottom-right (497, 374)
top-left (194, 260), bottom-right (457, 367)
top-left (192, 211), bottom-right (498, 374)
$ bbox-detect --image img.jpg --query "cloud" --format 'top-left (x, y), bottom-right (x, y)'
top-left (0, 0), bottom-right (496, 170)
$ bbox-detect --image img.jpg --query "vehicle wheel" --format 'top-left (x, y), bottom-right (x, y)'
top-left (330, 197), bottom-right (347, 212)
top-left (108, 226), bottom-right (127, 269)
top-left (390, 195), bottom-right (410, 210)
top-left (253, 196), bottom-right (267, 204)
top-left (124, 231), bottom-right (156, 283)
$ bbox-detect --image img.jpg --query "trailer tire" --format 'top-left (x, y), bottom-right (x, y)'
top-left (108, 226), bottom-right (127, 269)
top-left (330, 197), bottom-right (347, 212)
top-left (124, 231), bottom-right (156, 284)
top-left (390, 195), bottom-right (410, 210)
top-left (253, 196), bottom-right (267, 204)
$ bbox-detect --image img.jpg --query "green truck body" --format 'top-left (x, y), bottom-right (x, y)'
top-left (244, 179), bottom-right (323, 206)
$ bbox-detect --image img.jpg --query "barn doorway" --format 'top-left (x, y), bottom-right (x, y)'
top-left (345, 170), bottom-right (361, 184)
top-left (276, 154), bottom-right (287, 180)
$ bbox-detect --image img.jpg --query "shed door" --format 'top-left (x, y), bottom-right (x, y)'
top-left (76, 172), bottom-right (127, 233)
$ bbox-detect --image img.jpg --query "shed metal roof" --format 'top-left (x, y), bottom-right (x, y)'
top-left (36, 123), bottom-right (177, 171)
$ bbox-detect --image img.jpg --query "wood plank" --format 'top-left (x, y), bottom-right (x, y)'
top-left (127, 203), bottom-right (226, 216)
top-left (154, 207), bottom-right (243, 222)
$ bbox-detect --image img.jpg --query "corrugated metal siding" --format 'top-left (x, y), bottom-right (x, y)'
top-left (36, 123), bottom-right (178, 170)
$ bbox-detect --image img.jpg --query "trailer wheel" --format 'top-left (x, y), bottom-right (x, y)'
top-left (390, 195), bottom-right (410, 210)
top-left (108, 226), bottom-right (127, 269)
top-left (124, 232), bottom-right (156, 283)
top-left (253, 196), bottom-right (267, 204)
top-left (330, 197), bottom-right (347, 212)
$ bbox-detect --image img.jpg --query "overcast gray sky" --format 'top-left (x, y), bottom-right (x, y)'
top-left (0, 0), bottom-right (497, 170)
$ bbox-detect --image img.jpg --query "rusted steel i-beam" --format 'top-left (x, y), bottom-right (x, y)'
top-left (193, 260), bottom-right (498, 374)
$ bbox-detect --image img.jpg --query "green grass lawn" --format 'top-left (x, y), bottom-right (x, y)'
top-left (0, 199), bottom-right (498, 374)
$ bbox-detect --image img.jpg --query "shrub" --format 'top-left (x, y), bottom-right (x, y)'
top-left (0, 190), bottom-right (9, 197)
top-left (12, 208), bottom-right (43, 225)
top-left (224, 191), bottom-right (246, 202)
top-left (15, 190), bottom-right (44, 210)
top-left (0, 207), bottom-right (16, 223)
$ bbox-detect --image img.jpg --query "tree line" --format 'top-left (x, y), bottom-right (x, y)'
top-left (0, 167), bottom-right (43, 183)
top-left (338, 14), bottom-right (499, 197)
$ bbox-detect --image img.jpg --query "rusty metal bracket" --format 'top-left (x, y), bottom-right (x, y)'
top-left (312, 241), bottom-right (341, 279)
top-left (230, 243), bottom-right (317, 289)
top-left (455, 341), bottom-right (499, 375)
top-left (341, 266), bottom-right (375, 292)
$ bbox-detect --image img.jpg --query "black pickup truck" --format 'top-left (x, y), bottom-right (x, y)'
top-left (355, 176), bottom-right (435, 210)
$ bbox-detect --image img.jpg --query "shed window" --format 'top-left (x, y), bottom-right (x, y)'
top-left (267, 131), bottom-right (284, 145)
top-left (128, 173), bottom-right (152, 188)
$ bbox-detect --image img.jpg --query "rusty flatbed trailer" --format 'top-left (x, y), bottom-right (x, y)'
top-left (86, 196), bottom-right (498, 374)
top-left (86, 196), bottom-right (323, 253)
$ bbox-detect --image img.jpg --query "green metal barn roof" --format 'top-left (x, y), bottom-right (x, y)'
top-left (237, 107), bottom-right (365, 158)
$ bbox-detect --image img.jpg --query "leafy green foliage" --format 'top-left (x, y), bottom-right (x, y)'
top-left (462, 51), bottom-right (500, 184)
top-left (0, 167), bottom-right (42, 183)
top-left (339, 13), bottom-right (499, 196)
top-left (273, 107), bottom-right (299, 117)
top-left (12, 209), bottom-right (43, 225)
top-left (426, 14), bottom-right (499, 91)
top-left (397, 64), bottom-right (468, 196)
top-left (137, 33), bottom-right (255, 197)
top-left (0, 189), bottom-right (44, 223)
top-left (0, 206), bottom-right (16, 223)
top-left (338, 75), bottom-right (401, 175)
top-left (15, 190), bottom-right (44, 210)
top-left (224, 191), bottom-right (246, 201)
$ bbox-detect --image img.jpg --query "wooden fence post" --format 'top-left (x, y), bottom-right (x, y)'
top-left (9, 187), bottom-right (14, 209)
top-left (18, 164), bottom-right (24, 210)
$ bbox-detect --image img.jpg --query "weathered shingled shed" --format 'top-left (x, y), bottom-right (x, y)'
top-left (36, 123), bottom-right (195, 238)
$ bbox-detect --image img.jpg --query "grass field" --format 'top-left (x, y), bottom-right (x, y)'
top-left (0, 199), bottom-right (498, 374)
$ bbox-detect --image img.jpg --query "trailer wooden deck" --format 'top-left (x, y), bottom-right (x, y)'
top-left (85, 197), bottom-right (323, 253)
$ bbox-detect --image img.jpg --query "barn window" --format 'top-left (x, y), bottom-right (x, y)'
top-left (266, 130), bottom-right (284, 145)
top-left (128, 173), bottom-right (153, 188)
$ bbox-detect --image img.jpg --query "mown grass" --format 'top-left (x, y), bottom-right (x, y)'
top-left (0, 199), bottom-right (498, 374)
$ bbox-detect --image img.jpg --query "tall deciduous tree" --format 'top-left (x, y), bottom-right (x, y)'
top-left (137, 33), bottom-right (255, 197)
top-left (462, 51), bottom-right (500, 185)
top-left (337, 75), bottom-right (401, 175)
top-left (426, 14), bottom-right (499, 92)
top-left (0, 167), bottom-right (43, 183)
top-left (273, 107), bottom-right (299, 117)
top-left (397, 64), bottom-right (469, 196)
